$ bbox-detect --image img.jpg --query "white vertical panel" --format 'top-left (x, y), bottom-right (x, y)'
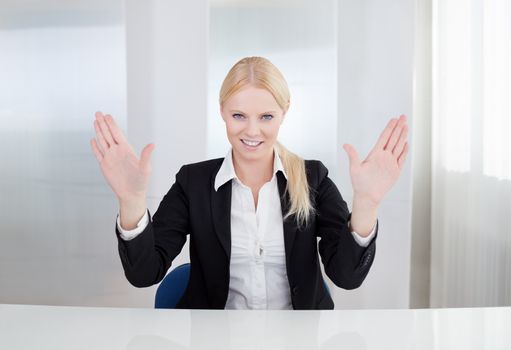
top-left (126, 0), bottom-right (209, 198)
top-left (410, 0), bottom-right (433, 308)
top-left (0, 2), bottom-right (132, 306)
top-left (125, 0), bottom-right (209, 305)
top-left (335, 0), bottom-right (415, 309)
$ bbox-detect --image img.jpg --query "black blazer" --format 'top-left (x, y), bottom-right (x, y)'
top-left (115, 158), bottom-right (377, 309)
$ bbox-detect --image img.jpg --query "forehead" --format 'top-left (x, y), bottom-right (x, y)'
top-left (224, 85), bottom-right (281, 112)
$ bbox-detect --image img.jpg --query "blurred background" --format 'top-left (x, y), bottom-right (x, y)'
top-left (0, 0), bottom-right (509, 309)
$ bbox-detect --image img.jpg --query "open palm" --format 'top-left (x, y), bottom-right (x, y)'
top-left (90, 111), bottom-right (155, 201)
top-left (343, 115), bottom-right (409, 206)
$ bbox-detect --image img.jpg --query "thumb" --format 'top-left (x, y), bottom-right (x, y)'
top-left (343, 143), bottom-right (360, 165)
top-left (140, 143), bottom-right (155, 169)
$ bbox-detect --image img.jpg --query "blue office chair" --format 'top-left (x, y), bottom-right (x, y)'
top-left (155, 263), bottom-right (190, 309)
top-left (323, 278), bottom-right (331, 298)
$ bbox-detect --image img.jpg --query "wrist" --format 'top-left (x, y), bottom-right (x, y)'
top-left (118, 192), bottom-right (147, 206)
top-left (352, 193), bottom-right (380, 210)
top-left (118, 201), bottom-right (147, 231)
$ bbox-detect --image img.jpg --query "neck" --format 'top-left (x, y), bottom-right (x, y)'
top-left (232, 148), bottom-right (274, 187)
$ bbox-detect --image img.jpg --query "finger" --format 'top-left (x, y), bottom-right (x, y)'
top-left (104, 114), bottom-right (127, 145)
top-left (95, 112), bottom-right (116, 147)
top-left (94, 119), bottom-right (109, 152)
top-left (140, 143), bottom-right (155, 170)
top-left (397, 142), bottom-right (409, 169)
top-left (343, 143), bottom-right (360, 166)
top-left (392, 124), bottom-right (408, 156)
top-left (375, 118), bottom-right (398, 151)
top-left (90, 138), bottom-right (104, 162)
top-left (385, 115), bottom-right (407, 151)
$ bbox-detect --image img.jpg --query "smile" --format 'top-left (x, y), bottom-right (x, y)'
top-left (241, 139), bottom-right (263, 147)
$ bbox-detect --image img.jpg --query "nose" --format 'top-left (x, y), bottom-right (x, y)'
top-left (244, 118), bottom-right (261, 138)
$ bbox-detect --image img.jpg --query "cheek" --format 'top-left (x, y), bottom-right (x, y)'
top-left (263, 123), bottom-right (280, 138)
top-left (225, 120), bottom-right (242, 137)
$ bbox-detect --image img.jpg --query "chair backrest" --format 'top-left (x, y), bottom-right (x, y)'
top-left (323, 278), bottom-right (331, 299)
top-left (154, 263), bottom-right (190, 309)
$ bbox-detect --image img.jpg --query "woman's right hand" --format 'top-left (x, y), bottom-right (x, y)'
top-left (90, 111), bottom-right (155, 202)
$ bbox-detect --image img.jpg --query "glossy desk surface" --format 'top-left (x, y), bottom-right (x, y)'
top-left (1, 304), bottom-right (510, 349)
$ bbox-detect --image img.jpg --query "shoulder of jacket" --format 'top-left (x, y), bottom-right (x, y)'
top-left (181, 157), bottom-right (224, 172)
top-left (174, 157), bottom-right (224, 189)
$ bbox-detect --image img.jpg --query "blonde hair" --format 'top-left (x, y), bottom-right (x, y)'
top-left (219, 56), bottom-right (316, 228)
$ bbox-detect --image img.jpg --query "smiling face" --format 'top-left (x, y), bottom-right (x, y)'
top-left (221, 84), bottom-right (286, 163)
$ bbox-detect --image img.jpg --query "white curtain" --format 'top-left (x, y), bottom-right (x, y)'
top-left (430, 0), bottom-right (511, 307)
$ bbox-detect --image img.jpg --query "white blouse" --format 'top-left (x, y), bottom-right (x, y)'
top-left (214, 148), bottom-right (292, 309)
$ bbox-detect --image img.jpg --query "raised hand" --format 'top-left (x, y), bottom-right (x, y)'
top-left (343, 115), bottom-right (409, 207)
top-left (90, 111), bottom-right (155, 202)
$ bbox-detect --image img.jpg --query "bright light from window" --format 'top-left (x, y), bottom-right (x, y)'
top-left (482, 0), bottom-right (511, 181)
top-left (433, 0), bottom-right (472, 173)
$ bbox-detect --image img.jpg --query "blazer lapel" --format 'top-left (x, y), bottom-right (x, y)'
top-left (211, 178), bottom-right (232, 259)
top-left (277, 172), bottom-right (298, 267)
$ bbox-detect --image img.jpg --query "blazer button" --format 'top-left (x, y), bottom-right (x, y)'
top-left (292, 286), bottom-right (299, 296)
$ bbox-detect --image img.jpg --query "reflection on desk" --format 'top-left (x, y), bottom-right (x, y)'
top-left (0, 304), bottom-right (510, 349)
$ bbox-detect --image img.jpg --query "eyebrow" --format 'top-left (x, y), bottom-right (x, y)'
top-left (229, 110), bottom-right (278, 115)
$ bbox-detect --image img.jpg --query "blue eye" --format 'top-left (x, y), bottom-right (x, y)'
top-left (232, 113), bottom-right (273, 120)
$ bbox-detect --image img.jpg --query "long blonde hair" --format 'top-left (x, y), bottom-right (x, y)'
top-left (219, 56), bottom-right (316, 228)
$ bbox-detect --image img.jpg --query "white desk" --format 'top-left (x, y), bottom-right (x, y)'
top-left (1, 304), bottom-right (510, 349)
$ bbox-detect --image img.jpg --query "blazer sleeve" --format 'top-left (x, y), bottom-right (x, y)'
top-left (115, 165), bottom-right (190, 288)
top-left (315, 161), bottom-right (377, 290)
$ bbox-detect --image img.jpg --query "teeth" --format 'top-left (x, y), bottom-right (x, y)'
top-left (242, 139), bottom-right (262, 147)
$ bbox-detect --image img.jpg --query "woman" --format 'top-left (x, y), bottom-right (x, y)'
top-left (91, 56), bottom-right (408, 309)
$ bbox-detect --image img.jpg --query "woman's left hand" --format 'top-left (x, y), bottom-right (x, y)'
top-left (343, 115), bottom-right (409, 208)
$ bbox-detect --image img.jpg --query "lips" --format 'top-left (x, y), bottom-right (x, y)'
top-left (241, 139), bottom-right (263, 147)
